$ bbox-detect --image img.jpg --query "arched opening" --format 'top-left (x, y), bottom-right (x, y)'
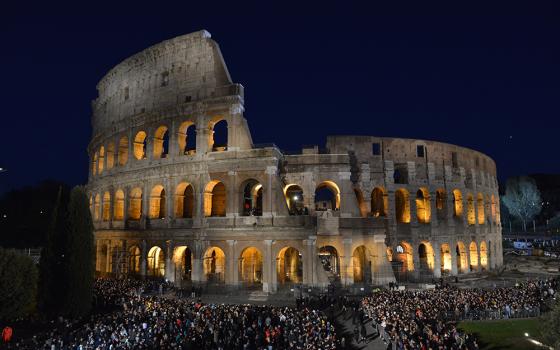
top-left (153, 125), bottom-right (169, 159)
top-left (354, 189), bottom-right (368, 217)
top-left (128, 246), bottom-right (140, 274)
top-left (149, 185), bottom-right (166, 219)
top-left (204, 181), bottom-right (226, 217)
top-left (319, 246), bottom-right (340, 276)
top-left (477, 193), bottom-right (485, 224)
top-left (239, 247), bottom-right (263, 285)
top-left (102, 191), bottom-right (111, 221)
top-left (314, 181), bottom-right (340, 211)
top-left (94, 194), bottom-right (100, 221)
top-left (133, 131), bottom-right (147, 160)
top-left (106, 142), bottom-right (115, 170)
top-left (453, 189), bottom-right (463, 217)
top-left (284, 184), bottom-right (305, 215)
top-left (395, 189), bottom-right (411, 223)
top-left (178, 121), bottom-right (196, 155)
top-left (395, 242), bottom-right (414, 272)
top-left (241, 179), bottom-right (263, 216)
top-left (456, 242), bottom-right (468, 273)
top-left (147, 246), bottom-right (165, 277)
top-left (203, 247), bottom-right (225, 283)
top-left (92, 152), bottom-right (98, 176)
top-left (114, 189), bottom-right (124, 220)
top-left (118, 136), bottom-right (128, 166)
top-left (175, 182), bottom-right (194, 218)
top-left (436, 189), bottom-right (447, 220)
top-left (277, 247), bottom-right (302, 284)
top-left (491, 195), bottom-right (497, 222)
top-left (418, 242), bottom-right (435, 275)
top-left (371, 187), bottom-right (387, 217)
top-left (467, 194), bottom-right (475, 225)
top-left (352, 245), bottom-right (371, 284)
top-left (469, 242), bottom-right (478, 270)
top-left (98, 146), bottom-right (105, 174)
top-left (128, 187), bottom-right (143, 220)
top-left (441, 243), bottom-right (452, 273)
top-left (173, 246), bottom-right (192, 282)
top-left (416, 188), bottom-right (431, 224)
top-left (479, 241), bottom-right (488, 270)
top-left (210, 119), bottom-right (228, 151)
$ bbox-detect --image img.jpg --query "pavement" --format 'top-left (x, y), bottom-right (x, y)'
top-left (334, 308), bottom-right (387, 350)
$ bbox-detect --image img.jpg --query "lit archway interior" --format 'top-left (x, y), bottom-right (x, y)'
top-left (204, 181), bottom-right (226, 217)
top-left (94, 194), bottom-right (101, 221)
top-left (133, 131), bottom-right (147, 160)
top-left (175, 182), bottom-right (194, 218)
top-left (98, 146), bottom-right (105, 174)
top-left (128, 187), bottom-right (143, 220)
top-left (203, 247), bottom-right (225, 283)
top-left (395, 242), bottom-right (414, 272)
top-left (284, 184), bottom-right (305, 215)
top-left (418, 242), bottom-right (435, 272)
top-left (240, 247), bottom-right (263, 284)
top-left (453, 189), bottom-right (463, 217)
top-left (173, 246), bottom-right (192, 282)
top-left (153, 125), bottom-right (169, 159)
top-left (102, 191), bottom-right (111, 221)
top-left (479, 241), bottom-right (488, 269)
top-left (129, 246), bottom-right (140, 274)
top-left (467, 194), bottom-right (475, 225)
top-left (149, 185), bottom-right (166, 219)
top-left (456, 241), bottom-right (468, 272)
top-left (319, 246), bottom-right (340, 276)
top-left (241, 179), bottom-right (263, 216)
top-left (147, 246), bottom-right (165, 277)
top-left (477, 193), bottom-right (485, 224)
top-left (416, 188), bottom-right (431, 224)
top-left (352, 245), bottom-right (371, 284)
top-left (441, 243), bottom-right (452, 273)
top-left (395, 189), bottom-right (411, 223)
top-left (114, 189), bottom-right (125, 220)
top-left (277, 247), bottom-right (302, 284)
top-left (469, 242), bottom-right (478, 269)
top-left (106, 142), bottom-right (115, 169)
top-left (315, 181), bottom-right (340, 211)
top-left (371, 187), bottom-right (387, 217)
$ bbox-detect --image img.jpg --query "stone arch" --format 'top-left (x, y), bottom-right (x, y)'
top-left (240, 247), bottom-right (263, 284)
top-left (204, 180), bottom-right (226, 217)
top-left (178, 120), bottom-right (196, 155)
top-left (453, 189), bottom-right (463, 217)
top-left (149, 185), bottom-right (166, 219)
top-left (352, 245), bottom-right (372, 284)
top-left (153, 125), bottom-right (169, 159)
top-left (479, 241), bottom-right (488, 269)
top-left (173, 246), bottom-right (192, 282)
top-left (436, 189), bottom-right (447, 220)
top-left (128, 187), bottom-right (143, 220)
top-left (92, 151), bottom-right (98, 176)
top-left (147, 246), bottom-right (165, 277)
top-left (371, 187), bottom-right (387, 217)
top-left (133, 131), bottom-right (147, 160)
top-left (102, 191), bottom-right (111, 221)
top-left (477, 193), bottom-right (485, 225)
top-left (284, 184), bottom-right (305, 215)
top-left (395, 188), bottom-right (411, 223)
top-left (203, 246), bottom-right (226, 283)
top-left (354, 189), bottom-right (368, 217)
top-left (315, 181), bottom-right (341, 211)
top-left (210, 118), bottom-right (228, 151)
top-left (456, 241), bottom-right (468, 273)
top-left (98, 146), bottom-right (105, 174)
top-left (395, 241), bottom-right (414, 272)
top-left (319, 245), bottom-right (340, 276)
top-left (128, 245), bottom-right (141, 274)
top-left (469, 241), bottom-right (478, 270)
top-left (418, 242), bottom-right (435, 273)
top-left (94, 194), bottom-right (101, 221)
top-left (277, 247), bottom-right (302, 284)
top-left (175, 182), bottom-right (195, 218)
top-left (416, 188), bottom-right (431, 224)
top-left (467, 194), bottom-right (475, 225)
top-left (440, 243), bottom-right (452, 273)
top-left (113, 189), bottom-right (125, 220)
top-left (491, 195), bottom-right (497, 222)
top-left (106, 142), bottom-right (115, 170)
top-left (118, 135), bottom-right (128, 166)
top-left (240, 179), bottom-right (263, 216)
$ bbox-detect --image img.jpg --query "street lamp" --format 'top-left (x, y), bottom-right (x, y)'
top-left (0, 168), bottom-right (6, 173)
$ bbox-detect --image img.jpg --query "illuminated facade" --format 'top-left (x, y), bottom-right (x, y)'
top-left (88, 30), bottom-right (502, 291)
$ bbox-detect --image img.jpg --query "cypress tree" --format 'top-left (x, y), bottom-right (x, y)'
top-left (61, 186), bottom-right (94, 318)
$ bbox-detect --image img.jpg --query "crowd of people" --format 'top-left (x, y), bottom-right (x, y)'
top-left (361, 278), bottom-right (558, 349)
top-left (9, 278), bottom-right (336, 349)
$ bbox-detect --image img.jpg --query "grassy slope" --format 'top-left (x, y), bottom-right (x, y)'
top-left (459, 318), bottom-right (542, 350)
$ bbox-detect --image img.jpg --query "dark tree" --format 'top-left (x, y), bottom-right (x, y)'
top-left (61, 186), bottom-right (94, 318)
top-left (540, 299), bottom-right (560, 349)
top-left (0, 248), bottom-right (38, 321)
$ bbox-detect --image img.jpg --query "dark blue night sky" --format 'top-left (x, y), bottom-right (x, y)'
top-left (1, 2), bottom-right (558, 193)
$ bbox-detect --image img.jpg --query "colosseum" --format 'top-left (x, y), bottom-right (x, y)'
top-left (88, 30), bottom-right (503, 292)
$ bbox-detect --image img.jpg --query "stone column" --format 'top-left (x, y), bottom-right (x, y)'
top-left (412, 240), bottom-right (421, 279)
top-left (195, 114), bottom-right (210, 155)
top-left (95, 240), bottom-right (102, 272)
top-left (142, 184), bottom-right (149, 226)
top-left (123, 187), bottom-right (129, 223)
top-left (303, 238), bottom-right (316, 286)
top-left (429, 192), bottom-right (438, 226)
top-left (263, 240), bottom-right (273, 293)
top-left (450, 241), bottom-right (458, 276)
top-left (127, 129), bottom-right (134, 164)
top-left (165, 240), bottom-right (174, 282)
top-left (433, 241), bottom-right (442, 278)
top-left (342, 238), bottom-right (353, 286)
top-left (140, 240), bottom-right (147, 277)
top-left (227, 171), bottom-right (238, 217)
top-left (226, 240), bottom-right (238, 286)
top-left (263, 166), bottom-right (277, 217)
top-left (106, 240), bottom-right (112, 274)
top-left (464, 245), bottom-right (471, 274)
top-left (168, 120), bottom-right (177, 159)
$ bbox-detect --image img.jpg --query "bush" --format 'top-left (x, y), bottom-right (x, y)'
top-left (0, 248), bottom-right (38, 321)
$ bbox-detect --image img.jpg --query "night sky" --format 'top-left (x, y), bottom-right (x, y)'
top-left (1, 2), bottom-right (559, 194)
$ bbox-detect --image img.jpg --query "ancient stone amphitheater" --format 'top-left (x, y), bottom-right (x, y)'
top-left (88, 30), bottom-right (503, 292)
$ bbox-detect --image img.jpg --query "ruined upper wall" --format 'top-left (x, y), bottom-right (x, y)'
top-left (91, 30), bottom-right (236, 134)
